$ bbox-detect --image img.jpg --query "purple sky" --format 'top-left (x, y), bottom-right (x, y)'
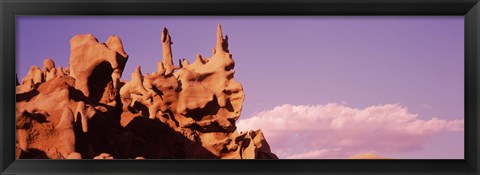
top-left (17, 16), bottom-right (464, 159)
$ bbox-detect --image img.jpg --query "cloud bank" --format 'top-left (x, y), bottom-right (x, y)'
top-left (236, 103), bottom-right (463, 159)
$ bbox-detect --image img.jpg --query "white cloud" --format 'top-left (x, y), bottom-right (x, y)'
top-left (236, 103), bottom-right (463, 159)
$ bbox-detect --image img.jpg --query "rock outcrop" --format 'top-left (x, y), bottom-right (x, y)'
top-left (16, 24), bottom-right (277, 159)
top-left (69, 34), bottom-right (128, 104)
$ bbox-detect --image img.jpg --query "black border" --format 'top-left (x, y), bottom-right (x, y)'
top-left (1, 0), bottom-right (479, 174)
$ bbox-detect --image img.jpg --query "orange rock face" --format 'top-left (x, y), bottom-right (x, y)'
top-left (69, 34), bottom-right (128, 104)
top-left (16, 24), bottom-right (277, 159)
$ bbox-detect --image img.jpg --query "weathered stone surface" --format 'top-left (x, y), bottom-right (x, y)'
top-left (16, 24), bottom-right (277, 159)
top-left (67, 152), bottom-right (82, 159)
top-left (69, 34), bottom-right (128, 104)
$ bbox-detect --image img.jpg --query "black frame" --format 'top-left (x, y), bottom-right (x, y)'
top-left (1, 0), bottom-right (479, 174)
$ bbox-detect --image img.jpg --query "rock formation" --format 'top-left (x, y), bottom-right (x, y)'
top-left (69, 34), bottom-right (128, 104)
top-left (16, 24), bottom-right (277, 159)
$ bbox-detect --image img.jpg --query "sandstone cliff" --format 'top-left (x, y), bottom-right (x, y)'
top-left (16, 24), bottom-right (278, 159)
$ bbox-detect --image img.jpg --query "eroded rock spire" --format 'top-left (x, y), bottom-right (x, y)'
top-left (215, 23), bottom-right (229, 54)
top-left (161, 27), bottom-right (175, 75)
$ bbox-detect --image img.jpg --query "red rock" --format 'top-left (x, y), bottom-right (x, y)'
top-left (16, 24), bottom-right (277, 159)
top-left (69, 34), bottom-right (128, 103)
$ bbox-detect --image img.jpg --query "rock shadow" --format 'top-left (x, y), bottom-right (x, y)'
top-left (87, 61), bottom-right (113, 102)
top-left (16, 83), bottom-right (40, 102)
top-left (18, 148), bottom-right (50, 159)
top-left (73, 114), bottom-right (217, 159)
